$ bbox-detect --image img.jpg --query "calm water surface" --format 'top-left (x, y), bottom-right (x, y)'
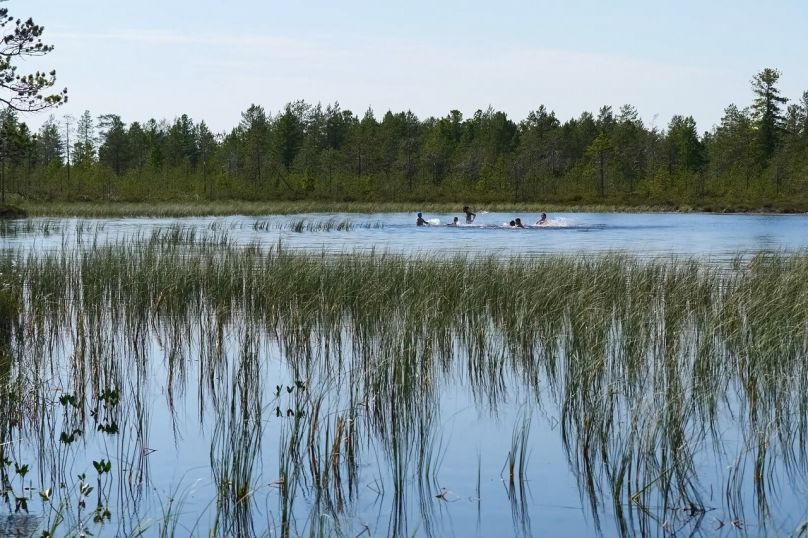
top-left (2, 211), bottom-right (808, 258)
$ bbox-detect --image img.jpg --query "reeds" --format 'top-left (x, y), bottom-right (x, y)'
top-left (1, 236), bottom-right (808, 535)
top-left (253, 218), bottom-right (383, 233)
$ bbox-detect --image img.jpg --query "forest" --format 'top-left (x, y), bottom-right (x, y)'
top-left (1, 68), bottom-right (807, 211)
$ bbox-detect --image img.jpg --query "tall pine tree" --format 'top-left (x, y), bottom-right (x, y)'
top-left (750, 68), bottom-right (788, 162)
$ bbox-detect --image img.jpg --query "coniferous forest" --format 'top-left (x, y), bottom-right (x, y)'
top-left (2, 68), bottom-right (807, 210)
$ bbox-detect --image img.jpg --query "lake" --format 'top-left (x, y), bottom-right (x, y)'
top-left (0, 212), bottom-right (806, 537)
top-left (2, 211), bottom-right (808, 258)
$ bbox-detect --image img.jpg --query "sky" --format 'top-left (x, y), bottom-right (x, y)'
top-left (17, 0), bottom-right (808, 134)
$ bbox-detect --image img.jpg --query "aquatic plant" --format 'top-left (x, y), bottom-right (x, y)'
top-left (2, 238), bottom-right (808, 535)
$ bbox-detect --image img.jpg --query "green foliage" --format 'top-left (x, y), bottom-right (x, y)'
top-left (586, 132), bottom-right (612, 197)
top-left (751, 67), bottom-right (789, 161)
top-left (0, 284), bottom-right (18, 353)
top-left (0, 7), bottom-right (67, 112)
top-left (0, 69), bottom-right (806, 210)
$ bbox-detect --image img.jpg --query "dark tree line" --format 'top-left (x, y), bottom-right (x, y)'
top-left (2, 68), bottom-right (807, 207)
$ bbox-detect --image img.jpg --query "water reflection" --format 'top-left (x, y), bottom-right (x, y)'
top-left (1, 241), bottom-right (808, 535)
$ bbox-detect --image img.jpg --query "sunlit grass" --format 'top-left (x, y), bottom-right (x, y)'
top-left (16, 200), bottom-right (768, 218)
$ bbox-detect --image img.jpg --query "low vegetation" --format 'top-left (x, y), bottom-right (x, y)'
top-left (13, 199), bottom-right (807, 218)
top-left (0, 234), bottom-right (807, 535)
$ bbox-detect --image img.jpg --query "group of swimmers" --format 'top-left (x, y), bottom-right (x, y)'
top-left (508, 213), bottom-right (547, 227)
top-left (416, 207), bottom-right (548, 227)
top-left (417, 206), bottom-right (475, 226)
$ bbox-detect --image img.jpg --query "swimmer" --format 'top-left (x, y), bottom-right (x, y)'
top-left (509, 220), bottom-right (516, 227)
top-left (463, 206), bottom-right (476, 224)
top-left (416, 212), bottom-right (429, 226)
top-left (514, 218), bottom-right (525, 228)
top-left (447, 217), bottom-right (460, 226)
top-left (537, 213), bottom-right (548, 225)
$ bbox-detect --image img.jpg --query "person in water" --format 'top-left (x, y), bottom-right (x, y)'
top-left (416, 212), bottom-right (429, 226)
top-left (514, 218), bottom-right (525, 228)
top-left (447, 217), bottom-right (460, 226)
top-left (537, 213), bottom-right (548, 225)
top-left (463, 206), bottom-right (476, 224)
top-left (509, 220), bottom-right (516, 227)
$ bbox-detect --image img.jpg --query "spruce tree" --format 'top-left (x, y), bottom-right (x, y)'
top-left (750, 68), bottom-right (788, 161)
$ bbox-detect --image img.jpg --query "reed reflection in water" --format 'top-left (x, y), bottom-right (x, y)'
top-left (0, 236), bottom-right (807, 535)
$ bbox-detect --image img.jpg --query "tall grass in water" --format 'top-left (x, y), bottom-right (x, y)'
top-left (210, 328), bottom-right (264, 538)
top-left (3, 238), bottom-right (808, 535)
top-left (251, 218), bottom-right (384, 233)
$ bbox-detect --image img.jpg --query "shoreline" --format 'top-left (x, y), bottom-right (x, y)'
top-left (8, 200), bottom-right (808, 218)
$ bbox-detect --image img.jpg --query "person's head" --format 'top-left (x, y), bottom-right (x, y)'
top-left (515, 218), bottom-right (522, 224)
top-left (541, 213), bottom-right (547, 219)
top-left (509, 220), bottom-right (516, 226)
top-left (463, 206), bottom-right (469, 212)
top-left (453, 217), bottom-right (459, 223)
top-left (417, 212), bottom-right (422, 218)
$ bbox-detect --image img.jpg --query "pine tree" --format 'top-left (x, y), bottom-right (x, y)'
top-left (0, 6), bottom-right (66, 111)
top-left (74, 111), bottom-right (96, 167)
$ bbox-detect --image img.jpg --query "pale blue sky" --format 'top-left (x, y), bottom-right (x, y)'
top-left (20, 0), bottom-right (808, 133)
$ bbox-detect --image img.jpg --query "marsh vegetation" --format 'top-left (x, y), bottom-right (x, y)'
top-left (1, 231), bottom-right (808, 535)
